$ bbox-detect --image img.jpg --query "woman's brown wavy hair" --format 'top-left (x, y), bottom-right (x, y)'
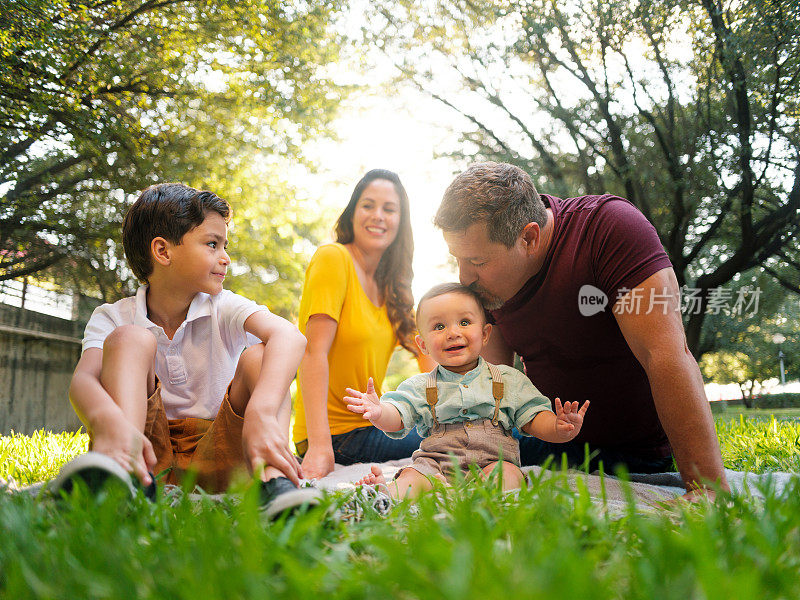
top-left (334, 169), bottom-right (418, 355)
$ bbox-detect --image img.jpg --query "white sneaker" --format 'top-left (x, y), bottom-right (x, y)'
top-left (49, 452), bottom-right (137, 498)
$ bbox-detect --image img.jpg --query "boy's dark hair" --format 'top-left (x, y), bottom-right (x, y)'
top-left (434, 162), bottom-right (547, 248)
top-left (416, 283), bottom-right (486, 327)
top-left (122, 183), bottom-right (231, 283)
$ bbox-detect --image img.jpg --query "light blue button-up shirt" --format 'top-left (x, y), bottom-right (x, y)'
top-left (382, 358), bottom-right (552, 439)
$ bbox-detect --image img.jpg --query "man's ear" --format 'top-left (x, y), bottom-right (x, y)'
top-left (415, 334), bottom-right (429, 355)
top-left (521, 222), bottom-right (541, 256)
top-left (151, 237), bottom-right (171, 267)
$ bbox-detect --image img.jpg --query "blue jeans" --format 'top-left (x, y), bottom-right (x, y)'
top-left (329, 426), bottom-right (423, 465)
top-left (515, 431), bottom-right (675, 474)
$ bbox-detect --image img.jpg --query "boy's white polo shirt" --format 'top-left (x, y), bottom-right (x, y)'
top-left (82, 286), bottom-right (267, 420)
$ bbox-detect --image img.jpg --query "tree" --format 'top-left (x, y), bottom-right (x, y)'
top-left (366, 0), bottom-right (800, 356)
top-left (699, 276), bottom-right (800, 403)
top-left (700, 351), bottom-right (763, 404)
top-left (0, 0), bottom-right (344, 314)
top-left (191, 160), bottom-right (337, 318)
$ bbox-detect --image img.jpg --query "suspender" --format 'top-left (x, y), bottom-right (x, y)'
top-left (425, 362), bottom-right (505, 427)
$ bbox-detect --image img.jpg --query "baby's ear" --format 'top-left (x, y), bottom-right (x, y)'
top-left (482, 322), bottom-right (492, 344)
top-left (415, 334), bottom-right (428, 355)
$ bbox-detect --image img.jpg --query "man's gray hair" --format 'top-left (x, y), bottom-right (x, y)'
top-left (434, 162), bottom-right (546, 247)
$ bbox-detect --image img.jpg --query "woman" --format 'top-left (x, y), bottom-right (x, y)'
top-left (294, 169), bottom-right (434, 479)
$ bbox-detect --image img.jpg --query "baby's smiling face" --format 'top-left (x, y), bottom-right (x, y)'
top-left (415, 291), bottom-right (492, 375)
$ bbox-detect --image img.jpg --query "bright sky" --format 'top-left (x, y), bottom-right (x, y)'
top-left (301, 85), bottom-right (463, 302)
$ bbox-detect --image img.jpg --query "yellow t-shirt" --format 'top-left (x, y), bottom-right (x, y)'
top-left (293, 243), bottom-right (397, 442)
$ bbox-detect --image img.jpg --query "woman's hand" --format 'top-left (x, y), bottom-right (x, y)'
top-left (301, 444), bottom-right (336, 480)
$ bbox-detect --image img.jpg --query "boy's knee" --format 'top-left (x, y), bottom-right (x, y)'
top-left (104, 325), bottom-right (156, 355)
top-left (236, 342), bottom-right (265, 376)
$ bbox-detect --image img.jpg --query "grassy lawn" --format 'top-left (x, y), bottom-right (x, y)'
top-left (2, 411), bottom-right (799, 599)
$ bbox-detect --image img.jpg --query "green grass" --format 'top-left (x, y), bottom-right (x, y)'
top-left (0, 429), bottom-right (88, 486)
top-left (716, 415), bottom-right (800, 472)
top-left (2, 412), bottom-right (800, 599)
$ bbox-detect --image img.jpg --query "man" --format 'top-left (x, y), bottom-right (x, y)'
top-left (434, 162), bottom-right (728, 497)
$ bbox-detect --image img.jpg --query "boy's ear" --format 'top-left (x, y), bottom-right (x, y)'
top-left (151, 237), bottom-right (171, 267)
top-left (415, 334), bottom-right (429, 356)
top-left (482, 322), bottom-right (492, 345)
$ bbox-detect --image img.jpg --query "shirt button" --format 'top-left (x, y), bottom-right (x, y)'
top-left (460, 409), bottom-right (468, 415)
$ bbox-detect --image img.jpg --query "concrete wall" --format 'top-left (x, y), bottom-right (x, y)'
top-left (0, 303), bottom-right (86, 434)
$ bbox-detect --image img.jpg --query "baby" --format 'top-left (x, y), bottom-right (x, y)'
top-left (345, 282), bottom-right (589, 499)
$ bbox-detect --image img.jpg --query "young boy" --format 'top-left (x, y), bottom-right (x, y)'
top-left (345, 282), bottom-right (589, 499)
top-left (65, 183), bottom-right (317, 514)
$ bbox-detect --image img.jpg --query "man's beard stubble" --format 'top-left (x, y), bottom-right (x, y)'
top-left (468, 282), bottom-right (505, 311)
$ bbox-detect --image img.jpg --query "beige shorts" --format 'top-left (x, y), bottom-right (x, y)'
top-left (143, 380), bottom-right (246, 493)
top-left (400, 418), bottom-right (521, 480)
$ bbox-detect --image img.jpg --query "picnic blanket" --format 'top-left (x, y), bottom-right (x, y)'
top-left (7, 460), bottom-right (797, 515)
top-left (314, 459), bottom-right (798, 513)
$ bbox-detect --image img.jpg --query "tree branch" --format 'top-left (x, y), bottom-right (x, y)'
top-left (547, 6), bottom-right (651, 220)
top-left (64, 0), bottom-right (190, 78)
top-left (0, 253), bottom-right (64, 281)
top-left (701, 0), bottom-right (756, 245)
top-left (763, 266), bottom-right (800, 295)
top-left (2, 154), bottom-right (89, 206)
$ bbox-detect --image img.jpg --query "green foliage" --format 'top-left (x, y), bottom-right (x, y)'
top-left (699, 277), bottom-right (799, 393)
top-left (716, 414), bottom-right (800, 472)
top-left (2, 418), bottom-right (800, 599)
top-left (188, 161), bottom-right (337, 317)
top-left (368, 0), bottom-right (800, 353)
top-left (0, 0), bottom-right (345, 314)
top-left (1, 457), bottom-right (799, 599)
top-left (0, 429), bottom-right (88, 486)
top-left (752, 394), bottom-right (800, 409)
top-left (701, 351), bottom-right (758, 392)
top-left (383, 346), bottom-right (422, 392)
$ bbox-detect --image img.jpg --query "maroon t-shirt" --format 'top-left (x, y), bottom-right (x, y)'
top-left (491, 194), bottom-right (674, 457)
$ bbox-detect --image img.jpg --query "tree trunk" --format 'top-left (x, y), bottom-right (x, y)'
top-left (740, 384), bottom-right (753, 409)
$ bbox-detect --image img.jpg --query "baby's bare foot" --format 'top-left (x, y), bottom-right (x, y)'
top-left (355, 464), bottom-right (388, 487)
top-left (368, 464), bottom-right (387, 486)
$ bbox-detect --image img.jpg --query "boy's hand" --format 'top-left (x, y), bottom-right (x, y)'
top-left (552, 398), bottom-right (590, 442)
top-left (91, 406), bottom-right (157, 486)
top-left (344, 378), bottom-right (383, 424)
top-left (242, 410), bottom-right (303, 486)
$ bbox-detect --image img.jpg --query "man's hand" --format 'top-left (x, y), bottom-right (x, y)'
top-left (242, 409), bottom-right (303, 486)
top-left (679, 487), bottom-right (719, 503)
top-left (344, 378), bottom-right (384, 424)
top-left (301, 444), bottom-right (335, 480)
top-left (552, 398), bottom-right (590, 442)
top-left (90, 405), bottom-right (157, 486)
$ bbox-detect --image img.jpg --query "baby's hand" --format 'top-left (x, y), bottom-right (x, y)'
top-left (345, 377), bottom-right (383, 424)
top-left (553, 398), bottom-right (590, 442)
